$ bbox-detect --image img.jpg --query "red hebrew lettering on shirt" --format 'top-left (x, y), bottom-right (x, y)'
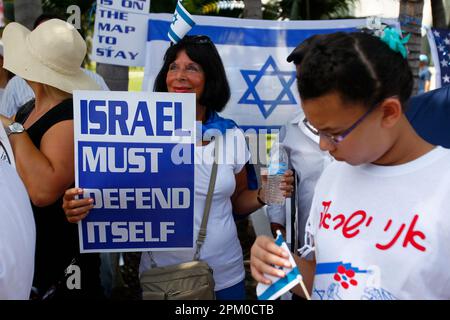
top-left (319, 201), bottom-right (332, 229)
top-left (342, 210), bottom-right (367, 238)
top-left (375, 220), bottom-right (406, 251)
top-left (317, 200), bottom-right (426, 253)
top-left (376, 214), bottom-right (426, 252)
top-left (318, 201), bottom-right (372, 238)
top-left (402, 214), bottom-right (426, 252)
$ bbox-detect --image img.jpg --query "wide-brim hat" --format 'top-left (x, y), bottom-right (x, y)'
top-left (2, 19), bottom-right (100, 93)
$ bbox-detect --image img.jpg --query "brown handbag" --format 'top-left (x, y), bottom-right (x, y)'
top-left (140, 152), bottom-right (218, 300)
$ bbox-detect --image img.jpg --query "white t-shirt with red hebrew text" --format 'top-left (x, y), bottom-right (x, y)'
top-left (307, 146), bottom-right (450, 300)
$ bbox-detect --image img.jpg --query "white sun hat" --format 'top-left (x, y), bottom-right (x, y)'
top-left (2, 19), bottom-right (100, 93)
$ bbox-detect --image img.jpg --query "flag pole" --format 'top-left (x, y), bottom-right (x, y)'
top-left (298, 276), bottom-right (311, 300)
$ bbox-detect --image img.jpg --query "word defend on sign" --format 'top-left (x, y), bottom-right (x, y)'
top-left (74, 90), bottom-right (196, 252)
top-left (92, 0), bottom-right (150, 66)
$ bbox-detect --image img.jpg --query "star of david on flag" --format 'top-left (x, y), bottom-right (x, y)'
top-left (168, 1), bottom-right (195, 44)
top-left (239, 56), bottom-right (297, 119)
top-left (427, 27), bottom-right (450, 88)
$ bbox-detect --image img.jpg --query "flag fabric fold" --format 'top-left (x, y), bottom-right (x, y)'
top-left (427, 27), bottom-right (450, 88)
top-left (256, 230), bottom-right (304, 300)
top-left (168, 1), bottom-right (196, 44)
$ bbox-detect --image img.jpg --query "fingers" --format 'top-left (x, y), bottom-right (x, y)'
top-left (284, 169), bottom-right (294, 177)
top-left (66, 212), bottom-right (90, 224)
top-left (64, 201), bottom-right (94, 215)
top-left (63, 187), bottom-right (83, 201)
top-left (280, 170), bottom-right (295, 197)
top-left (62, 188), bottom-right (94, 223)
top-left (250, 236), bottom-right (292, 284)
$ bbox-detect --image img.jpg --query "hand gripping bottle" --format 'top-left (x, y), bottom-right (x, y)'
top-left (265, 143), bottom-right (288, 205)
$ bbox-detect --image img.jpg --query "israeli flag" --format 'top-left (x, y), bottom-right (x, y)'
top-left (145, 15), bottom-right (398, 130)
top-left (168, 1), bottom-right (195, 44)
top-left (256, 230), bottom-right (303, 300)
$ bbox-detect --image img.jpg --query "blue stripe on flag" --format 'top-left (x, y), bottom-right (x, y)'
top-left (168, 28), bottom-right (181, 43)
top-left (148, 19), bottom-right (356, 47)
top-left (275, 235), bottom-right (283, 246)
top-left (257, 267), bottom-right (301, 300)
top-left (176, 3), bottom-right (195, 27)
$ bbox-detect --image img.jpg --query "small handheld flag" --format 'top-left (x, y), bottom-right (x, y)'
top-left (256, 230), bottom-right (311, 300)
top-left (168, 1), bottom-right (196, 44)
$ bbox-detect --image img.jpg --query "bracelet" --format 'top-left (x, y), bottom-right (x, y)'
top-left (257, 187), bottom-right (266, 206)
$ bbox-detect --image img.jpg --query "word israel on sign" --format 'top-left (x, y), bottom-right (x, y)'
top-left (256, 230), bottom-right (310, 300)
top-left (144, 14), bottom-right (398, 130)
top-left (73, 91), bottom-right (196, 252)
top-left (427, 27), bottom-right (450, 88)
top-left (92, 0), bottom-right (150, 66)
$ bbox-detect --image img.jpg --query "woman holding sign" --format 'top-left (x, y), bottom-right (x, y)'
top-left (63, 35), bottom-right (294, 300)
top-left (0, 19), bottom-right (104, 299)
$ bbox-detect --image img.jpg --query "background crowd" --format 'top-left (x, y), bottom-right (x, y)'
top-left (1, 5), bottom-right (449, 301)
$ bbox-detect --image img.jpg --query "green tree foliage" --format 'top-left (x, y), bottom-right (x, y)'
top-left (41, 0), bottom-right (96, 38)
top-left (149, 0), bottom-right (356, 20)
top-left (155, 0), bottom-right (245, 17)
top-left (150, 0), bottom-right (178, 13)
top-left (278, 0), bottom-right (356, 20)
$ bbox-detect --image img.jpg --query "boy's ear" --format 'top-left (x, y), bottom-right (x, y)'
top-left (380, 98), bottom-right (402, 128)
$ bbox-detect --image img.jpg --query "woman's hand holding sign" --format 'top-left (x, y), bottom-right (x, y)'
top-left (63, 188), bottom-right (94, 223)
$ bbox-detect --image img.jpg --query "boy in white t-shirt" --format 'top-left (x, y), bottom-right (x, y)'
top-left (250, 28), bottom-right (450, 300)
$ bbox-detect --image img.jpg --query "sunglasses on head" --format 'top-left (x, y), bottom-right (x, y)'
top-left (170, 35), bottom-right (213, 46)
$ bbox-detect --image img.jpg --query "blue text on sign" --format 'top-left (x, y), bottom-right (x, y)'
top-left (80, 100), bottom-right (191, 137)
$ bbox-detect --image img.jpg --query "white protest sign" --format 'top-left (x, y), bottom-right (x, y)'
top-left (98, 0), bottom-right (150, 14)
top-left (73, 90), bottom-right (196, 252)
top-left (91, 0), bottom-right (150, 66)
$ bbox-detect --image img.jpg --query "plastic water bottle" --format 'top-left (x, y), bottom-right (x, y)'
top-left (265, 143), bottom-right (288, 205)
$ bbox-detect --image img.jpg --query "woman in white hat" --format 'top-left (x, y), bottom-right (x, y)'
top-left (0, 19), bottom-right (103, 299)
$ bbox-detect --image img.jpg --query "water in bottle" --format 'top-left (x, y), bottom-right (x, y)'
top-left (265, 143), bottom-right (288, 205)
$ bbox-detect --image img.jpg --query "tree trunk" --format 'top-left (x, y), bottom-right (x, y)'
top-left (448, 0), bottom-right (450, 28)
top-left (290, 0), bottom-right (300, 20)
top-left (96, 63), bottom-right (129, 91)
top-left (243, 0), bottom-right (262, 19)
top-left (399, 0), bottom-right (424, 95)
top-left (431, 0), bottom-right (447, 28)
top-left (14, 0), bottom-right (43, 30)
top-left (431, 0), bottom-right (447, 29)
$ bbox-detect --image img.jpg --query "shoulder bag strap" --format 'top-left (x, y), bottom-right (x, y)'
top-left (194, 144), bottom-right (219, 260)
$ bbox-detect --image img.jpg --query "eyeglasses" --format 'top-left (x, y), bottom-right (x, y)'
top-left (302, 103), bottom-right (379, 145)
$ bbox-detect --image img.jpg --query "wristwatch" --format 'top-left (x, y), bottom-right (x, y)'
top-left (5, 122), bottom-right (25, 136)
